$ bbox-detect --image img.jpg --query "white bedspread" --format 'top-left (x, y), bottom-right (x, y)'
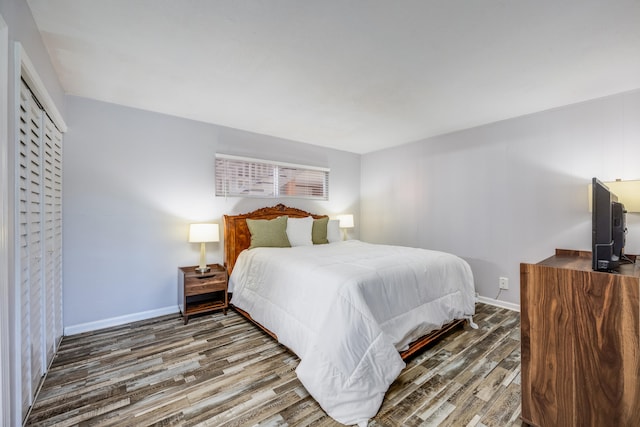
top-left (228, 240), bottom-right (475, 426)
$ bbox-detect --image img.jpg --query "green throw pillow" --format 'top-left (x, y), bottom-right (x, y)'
top-left (246, 216), bottom-right (291, 249)
top-left (312, 217), bottom-right (329, 244)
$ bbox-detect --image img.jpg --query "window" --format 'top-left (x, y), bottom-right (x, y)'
top-left (215, 154), bottom-right (329, 200)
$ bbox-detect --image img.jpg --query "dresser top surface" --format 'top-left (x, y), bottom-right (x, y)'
top-left (536, 249), bottom-right (640, 278)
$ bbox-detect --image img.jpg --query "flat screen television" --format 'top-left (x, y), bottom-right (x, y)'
top-left (592, 177), bottom-right (627, 271)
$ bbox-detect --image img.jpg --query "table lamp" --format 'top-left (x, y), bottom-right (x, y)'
top-left (337, 214), bottom-right (354, 240)
top-left (188, 223), bottom-right (219, 273)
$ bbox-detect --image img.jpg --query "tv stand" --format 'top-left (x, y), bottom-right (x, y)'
top-left (520, 249), bottom-right (640, 427)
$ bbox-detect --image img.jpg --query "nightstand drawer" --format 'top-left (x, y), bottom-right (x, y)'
top-left (185, 277), bottom-right (226, 295)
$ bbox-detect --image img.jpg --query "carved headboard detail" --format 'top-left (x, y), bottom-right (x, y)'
top-left (223, 204), bottom-right (328, 275)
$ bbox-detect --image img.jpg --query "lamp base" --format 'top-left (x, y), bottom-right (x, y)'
top-left (195, 266), bottom-right (210, 274)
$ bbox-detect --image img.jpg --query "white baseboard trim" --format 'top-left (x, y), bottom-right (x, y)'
top-left (63, 297), bottom-right (517, 336)
top-left (64, 306), bottom-right (179, 336)
top-left (477, 295), bottom-right (520, 312)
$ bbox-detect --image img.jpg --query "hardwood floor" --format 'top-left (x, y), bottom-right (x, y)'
top-left (26, 303), bottom-right (524, 426)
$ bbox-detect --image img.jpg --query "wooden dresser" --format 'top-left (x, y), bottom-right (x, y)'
top-left (520, 249), bottom-right (640, 427)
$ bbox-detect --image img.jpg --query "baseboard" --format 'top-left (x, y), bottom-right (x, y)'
top-left (477, 295), bottom-right (520, 312)
top-left (64, 298), bottom-right (517, 335)
top-left (64, 306), bottom-right (180, 336)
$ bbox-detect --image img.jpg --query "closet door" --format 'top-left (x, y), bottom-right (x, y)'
top-left (17, 79), bottom-right (44, 415)
top-left (42, 115), bottom-right (63, 364)
top-left (14, 44), bottom-right (67, 423)
top-left (16, 79), bottom-right (63, 419)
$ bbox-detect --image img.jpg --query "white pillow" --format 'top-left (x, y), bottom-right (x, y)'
top-left (286, 216), bottom-right (314, 246)
top-left (327, 219), bottom-right (341, 243)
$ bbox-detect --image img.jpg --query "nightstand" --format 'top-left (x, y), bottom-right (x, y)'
top-left (178, 264), bottom-right (228, 324)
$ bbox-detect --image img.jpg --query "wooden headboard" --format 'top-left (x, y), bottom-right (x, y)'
top-left (223, 204), bottom-right (328, 275)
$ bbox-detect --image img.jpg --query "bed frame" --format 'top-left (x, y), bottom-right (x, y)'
top-left (223, 204), bottom-right (465, 361)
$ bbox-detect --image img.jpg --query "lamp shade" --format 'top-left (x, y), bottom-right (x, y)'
top-left (337, 214), bottom-right (354, 229)
top-left (605, 180), bottom-right (640, 213)
top-left (188, 223), bottom-right (219, 243)
top-left (588, 180), bottom-right (640, 213)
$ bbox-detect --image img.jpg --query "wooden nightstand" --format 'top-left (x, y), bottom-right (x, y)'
top-left (178, 264), bottom-right (228, 324)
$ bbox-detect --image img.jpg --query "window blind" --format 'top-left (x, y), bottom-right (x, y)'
top-left (215, 154), bottom-right (329, 200)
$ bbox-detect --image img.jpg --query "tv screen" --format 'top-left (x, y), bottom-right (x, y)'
top-left (592, 177), bottom-right (626, 271)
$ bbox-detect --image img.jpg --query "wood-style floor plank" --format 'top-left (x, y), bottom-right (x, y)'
top-left (26, 303), bottom-right (525, 426)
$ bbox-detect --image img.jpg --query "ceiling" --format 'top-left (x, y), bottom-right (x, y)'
top-left (27, 0), bottom-right (640, 154)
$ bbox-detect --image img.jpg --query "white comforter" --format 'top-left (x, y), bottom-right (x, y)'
top-left (228, 240), bottom-right (475, 426)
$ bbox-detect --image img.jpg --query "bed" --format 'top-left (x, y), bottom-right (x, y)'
top-left (224, 204), bottom-right (476, 426)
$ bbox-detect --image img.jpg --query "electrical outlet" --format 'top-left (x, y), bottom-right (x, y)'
top-left (499, 277), bottom-right (509, 290)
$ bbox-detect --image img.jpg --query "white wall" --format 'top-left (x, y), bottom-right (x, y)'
top-left (361, 89), bottom-right (640, 306)
top-left (63, 96), bottom-right (360, 331)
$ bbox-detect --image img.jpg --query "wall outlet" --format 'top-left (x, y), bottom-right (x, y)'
top-left (499, 277), bottom-right (509, 290)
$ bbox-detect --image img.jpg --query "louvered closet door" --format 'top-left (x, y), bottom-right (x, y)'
top-left (50, 117), bottom-right (63, 356)
top-left (18, 80), bottom-right (43, 415)
top-left (17, 79), bottom-right (63, 418)
top-left (42, 115), bottom-right (63, 363)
